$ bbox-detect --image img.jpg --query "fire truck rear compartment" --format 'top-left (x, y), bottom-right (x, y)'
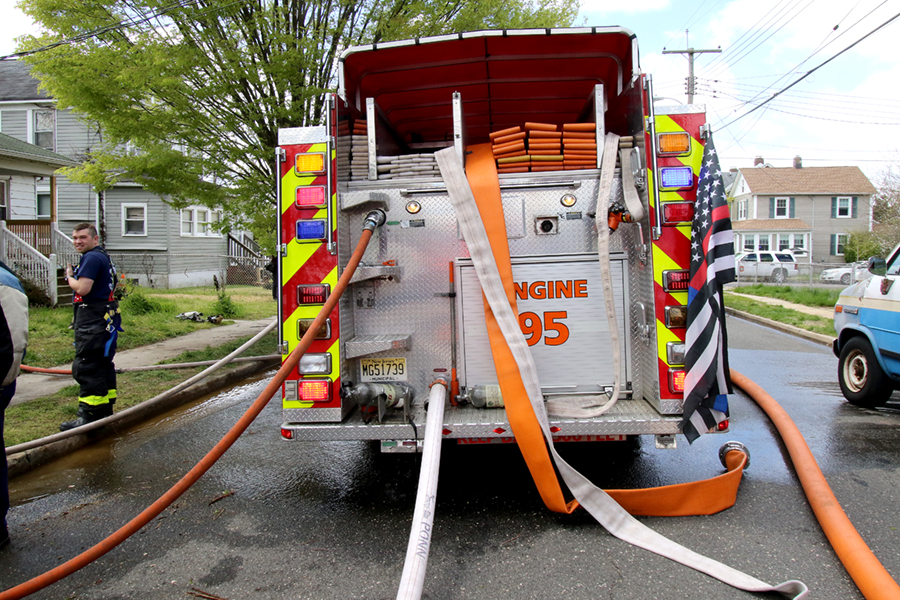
top-left (280, 29), bottom-right (682, 442)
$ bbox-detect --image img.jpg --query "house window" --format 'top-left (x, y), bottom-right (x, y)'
top-left (33, 109), bottom-right (55, 151)
top-left (738, 200), bottom-right (747, 220)
top-left (122, 203), bottom-right (147, 236)
top-left (36, 193), bottom-right (51, 220)
top-left (792, 234), bottom-right (805, 251)
top-left (758, 235), bottom-right (770, 251)
top-left (775, 197), bottom-right (788, 218)
top-left (836, 197), bottom-right (851, 218)
top-left (743, 234), bottom-right (755, 251)
top-left (181, 206), bottom-right (222, 237)
top-left (778, 234), bottom-right (791, 250)
top-left (833, 233), bottom-right (848, 256)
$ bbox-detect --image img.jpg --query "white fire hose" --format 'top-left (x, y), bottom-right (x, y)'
top-left (395, 378), bottom-right (448, 600)
top-left (435, 144), bottom-right (806, 598)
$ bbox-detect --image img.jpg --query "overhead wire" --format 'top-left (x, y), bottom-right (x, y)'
top-left (716, 8), bottom-right (900, 131)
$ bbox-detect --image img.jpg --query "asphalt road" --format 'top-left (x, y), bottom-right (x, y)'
top-left (2, 316), bottom-right (898, 599)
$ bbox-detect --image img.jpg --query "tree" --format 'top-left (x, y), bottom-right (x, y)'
top-left (17, 0), bottom-right (578, 250)
top-left (868, 164), bottom-right (900, 256)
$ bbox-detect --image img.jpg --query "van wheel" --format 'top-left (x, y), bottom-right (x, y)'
top-left (841, 273), bottom-right (851, 285)
top-left (838, 337), bottom-right (892, 408)
top-left (772, 268), bottom-right (787, 283)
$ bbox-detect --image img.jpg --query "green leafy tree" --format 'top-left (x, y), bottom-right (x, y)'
top-left (16, 0), bottom-right (578, 250)
top-left (871, 164), bottom-right (900, 255)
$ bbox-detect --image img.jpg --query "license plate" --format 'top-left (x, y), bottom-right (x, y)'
top-left (359, 358), bottom-right (407, 382)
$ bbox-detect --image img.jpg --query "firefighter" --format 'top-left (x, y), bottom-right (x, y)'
top-left (60, 223), bottom-right (123, 432)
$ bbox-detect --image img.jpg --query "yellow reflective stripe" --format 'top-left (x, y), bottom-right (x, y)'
top-left (79, 394), bottom-right (111, 406)
top-left (656, 318), bottom-right (683, 364)
top-left (281, 242), bottom-right (320, 286)
top-left (107, 389), bottom-right (117, 400)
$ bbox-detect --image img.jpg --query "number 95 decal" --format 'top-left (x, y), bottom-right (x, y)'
top-left (518, 311), bottom-right (569, 346)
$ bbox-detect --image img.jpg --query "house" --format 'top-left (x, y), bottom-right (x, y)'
top-left (0, 60), bottom-right (264, 294)
top-left (728, 157), bottom-right (876, 263)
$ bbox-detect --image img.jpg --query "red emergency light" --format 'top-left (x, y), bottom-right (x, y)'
top-left (297, 284), bottom-right (330, 305)
top-left (299, 379), bottom-right (332, 403)
top-left (668, 368), bottom-right (686, 394)
top-left (663, 270), bottom-right (690, 292)
top-left (281, 428), bottom-right (294, 439)
top-left (662, 202), bottom-right (694, 225)
top-left (296, 186), bottom-right (327, 208)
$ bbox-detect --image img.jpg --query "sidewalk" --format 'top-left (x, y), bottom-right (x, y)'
top-left (12, 317), bottom-right (276, 406)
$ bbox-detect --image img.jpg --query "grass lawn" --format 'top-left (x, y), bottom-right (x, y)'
top-left (5, 331), bottom-right (278, 446)
top-left (25, 284), bottom-right (276, 369)
top-left (730, 284), bottom-right (841, 307)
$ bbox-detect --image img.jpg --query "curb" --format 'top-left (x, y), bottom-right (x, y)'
top-left (7, 357), bottom-right (281, 479)
top-left (725, 307), bottom-right (835, 347)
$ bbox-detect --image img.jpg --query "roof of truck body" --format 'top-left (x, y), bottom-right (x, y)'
top-left (338, 28), bottom-right (640, 144)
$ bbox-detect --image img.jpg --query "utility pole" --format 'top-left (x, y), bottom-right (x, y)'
top-left (662, 30), bottom-right (721, 104)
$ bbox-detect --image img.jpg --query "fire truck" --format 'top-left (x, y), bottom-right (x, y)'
top-left (275, 28), bottom-right (714, 451)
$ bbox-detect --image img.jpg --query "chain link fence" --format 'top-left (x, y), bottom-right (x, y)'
top-left (735, 261), bottom-right (872, 288)
top-left (107, 253), bottom-right (274, 290)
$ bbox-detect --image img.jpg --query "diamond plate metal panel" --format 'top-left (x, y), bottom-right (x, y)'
top-left (279, 127), bottom-right (328, 145)
top-left (319, 169), bottom-right (673, 434)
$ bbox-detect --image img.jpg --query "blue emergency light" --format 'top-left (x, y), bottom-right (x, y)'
top-left (659, 167), bottom-right (694, 189)
top-left (296, 220), bottom-right (327, 241)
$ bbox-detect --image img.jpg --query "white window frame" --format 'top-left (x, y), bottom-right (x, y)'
top-left (778, 234), bottom-right (791, 250)
top-left (835, 233), bottom-right (848, 256)
top-left (774, 197), bottom-right (789, 218)
top-left (33, 109), bottom-right (56, 151)
top-left (758, 234), bottom-right (770, 251)
top-left (792, 233), bottom-right (805, 250)
top-left (836, 197), bottom-right (851, 218)
top-left (743, 234), bottom-right (755, 251)
top-left (180, 206), bottom-right (223, 238)
top-left (121, 203), bottom-right (148, 237)
top-left (0, 179), bottom-right (7, 221)
top-left (36, 193), bottom-right (51, 220)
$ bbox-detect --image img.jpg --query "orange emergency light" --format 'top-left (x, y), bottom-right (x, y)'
top-left (295, 152), bottom-right (326, 175)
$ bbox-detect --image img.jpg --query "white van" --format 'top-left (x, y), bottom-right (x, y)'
top-left (833, 243), bottom-right (900, 407)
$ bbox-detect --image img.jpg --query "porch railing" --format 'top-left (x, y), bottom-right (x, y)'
top-left (51, 222), bottom-right (78, 269)
top-left (0, 221), bottom-right (57, 305)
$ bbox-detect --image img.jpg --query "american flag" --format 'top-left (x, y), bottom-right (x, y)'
top-left (682, 133), bottom-right (736, 443)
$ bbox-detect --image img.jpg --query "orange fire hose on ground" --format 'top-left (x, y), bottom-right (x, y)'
top-left (731, 369), bottom-right (900, 600)
top-left (0, 215), bottom-right (383, 600)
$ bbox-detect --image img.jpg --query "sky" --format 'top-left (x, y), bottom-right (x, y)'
top-left (2, 0), bottom-right (900, 183)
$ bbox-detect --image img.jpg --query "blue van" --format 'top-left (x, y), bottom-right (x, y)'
top-left (833, 243), bottom-right (900, 407)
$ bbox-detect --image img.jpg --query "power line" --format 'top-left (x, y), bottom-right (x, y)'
top-left (716, 9), bottom-right (900, 131)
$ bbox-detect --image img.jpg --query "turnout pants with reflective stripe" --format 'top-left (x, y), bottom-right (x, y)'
top-left (73, 301), bottom-right (119, 406)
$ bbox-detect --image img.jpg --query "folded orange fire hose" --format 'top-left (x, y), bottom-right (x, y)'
top-left (467, 142), bottom-right (743, 516)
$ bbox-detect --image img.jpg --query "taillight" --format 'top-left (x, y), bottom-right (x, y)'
top-left (298, 318), bottom-right (331, 340)
top-left (668, 368), bottom-right (686, 393)
top-left (299, 379), bottom-right (332, 402)
top-left (298, 353), bottom-right (332, 375)
top-left (666, 342), bottom-right (685, 365)
top-left (662, 270), bottom-right (690, 292)
top-left (281, 428), bottom-right (294, 439)
top-left (297, 284), bottom-right (330, 305)
top-left (296, 186), bottom-right (327, 208)
top-left (295, 152), bottom-right (326, 174)
top-left (717, 420), bottom-right (729, 432)
top-left (662, 202), bottom-right (694, 225)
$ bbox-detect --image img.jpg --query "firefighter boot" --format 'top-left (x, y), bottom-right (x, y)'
top-left (59, 402), bottom-right (113, 432)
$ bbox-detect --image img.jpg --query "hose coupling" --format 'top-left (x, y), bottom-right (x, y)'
top-left (719, 440), bottom-right (750, 469)
top-left (363, 209), bottom-right (387, 231)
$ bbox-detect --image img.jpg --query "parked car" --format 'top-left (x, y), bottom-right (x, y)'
top-left (735, 251), bottom-right (799, 283)
top-left (820, 261), bottom-right (871, 286)
top-left (833, 248), bottom-right (900, 407)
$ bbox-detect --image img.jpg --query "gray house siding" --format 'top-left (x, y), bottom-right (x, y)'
top-left (7, 174), bottom-right (36, 219)
top-left (56, 110), bottom-right (96, 162)
top-left (0, 110), bottom-right (27, 142)
top-left (105, 187), bottom-right (169, 251)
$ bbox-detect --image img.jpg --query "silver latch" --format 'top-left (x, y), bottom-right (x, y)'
top-left (280, 243), bottom-right (288, 258)
top-left (276, 147), bottom-right (286, 163)
top-left (278, 341), bottom-right (290, 354)
top-left (636, 302), bottom-right (651, 344)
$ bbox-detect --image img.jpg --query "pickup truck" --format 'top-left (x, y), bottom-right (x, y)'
top-left (833, 243), bottom-right (900, 407)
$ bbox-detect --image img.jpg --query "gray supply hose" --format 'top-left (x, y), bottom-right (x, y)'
top-left (6, 319), bottom-right (277, 456)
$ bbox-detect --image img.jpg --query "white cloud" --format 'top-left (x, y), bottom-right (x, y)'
top-left (0, 0), bottom-right (42, 56)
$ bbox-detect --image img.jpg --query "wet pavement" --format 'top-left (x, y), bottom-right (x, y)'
top-left (1, 316), bottom-right (899, 599)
